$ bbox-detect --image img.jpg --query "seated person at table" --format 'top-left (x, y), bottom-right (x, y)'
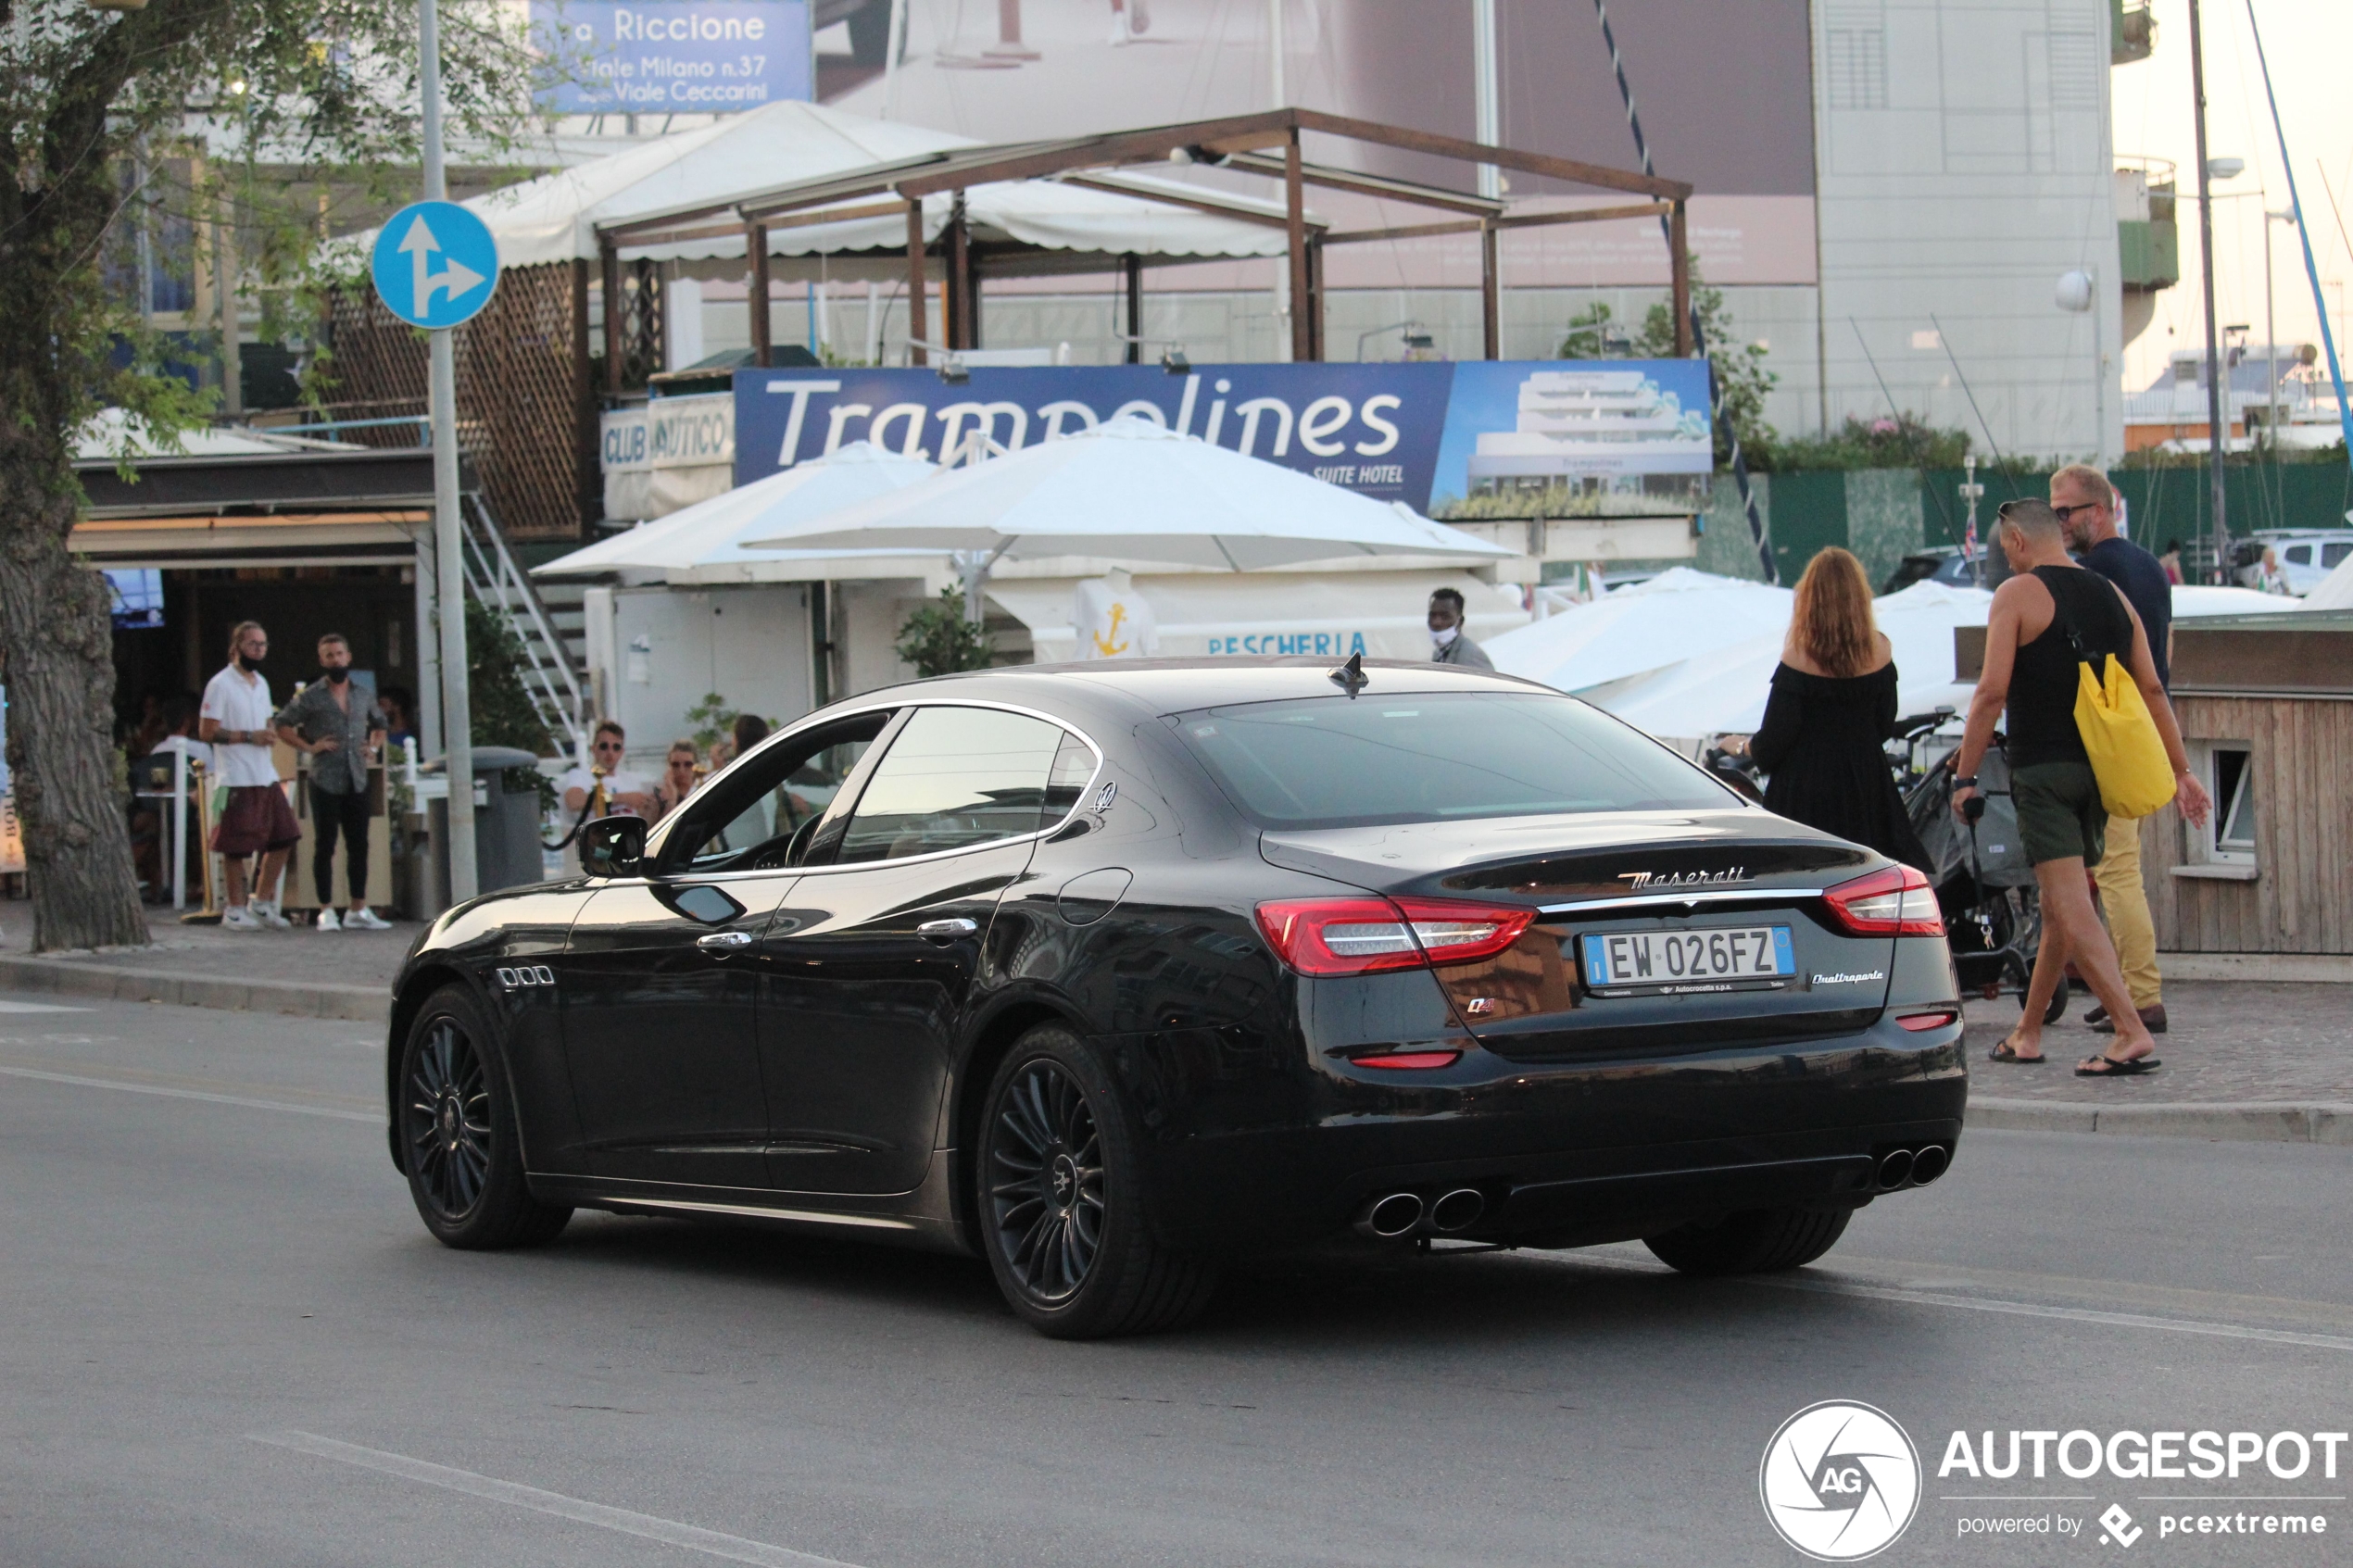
top-left (558, 720), bottom-right (657, 819)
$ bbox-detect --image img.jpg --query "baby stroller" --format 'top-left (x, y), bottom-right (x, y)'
top-left (1905, 736), bottom-right (2068, 1024)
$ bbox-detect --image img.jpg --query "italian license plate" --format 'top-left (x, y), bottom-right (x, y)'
top-left (1579, 926), bottom-right (1794, 996)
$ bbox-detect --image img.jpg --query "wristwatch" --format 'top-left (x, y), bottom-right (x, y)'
top-left (1954, 775), bottom-right (1979, 791)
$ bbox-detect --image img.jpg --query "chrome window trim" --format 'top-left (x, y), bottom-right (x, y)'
top-left (646, 697), bottom-right (1104, 883)
top-left (1538, 888), bottom-right (1829, 917)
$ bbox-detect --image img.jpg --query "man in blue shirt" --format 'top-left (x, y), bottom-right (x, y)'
top-left (2051, 463), bottom-right (2173, 1035)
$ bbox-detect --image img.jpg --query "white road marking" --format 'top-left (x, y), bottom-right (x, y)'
top-left (250, 1431), bottom-right (865, 1568)
top-left (0, 1000), bottom-right (91, 1013)
top-left (1563, 1252), bottom-right (2353, 1353)
top-left (0, 1065), bottom-right (380, 1124)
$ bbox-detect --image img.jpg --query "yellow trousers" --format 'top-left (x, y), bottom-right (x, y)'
top-left (2095, 813), bottom-right (2162, 1010)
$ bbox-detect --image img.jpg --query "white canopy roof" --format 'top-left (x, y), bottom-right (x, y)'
top-left (534, 442), bottom-right (939, 584)
top-left (1485, 567), bottom-right (1795, 696)
top-left (745, 417), bottom-right (1512, 572)
top-left (2308, 549), bottom-right (2353, 610)
top-left (1529, 574), bottom-right (2309, 749)
top-left (386, 101), bottom-right (1290, 269)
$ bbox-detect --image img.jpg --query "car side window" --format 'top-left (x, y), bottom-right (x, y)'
top-left (833, 706), bottom-right (1072, 865)
top-left (667, 714), bottom-right (887, 874)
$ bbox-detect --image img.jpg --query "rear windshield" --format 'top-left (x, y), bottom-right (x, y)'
top-left (1168, 690), bottom-right (1731, 829)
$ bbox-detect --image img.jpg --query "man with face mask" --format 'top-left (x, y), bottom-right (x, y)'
top-left (273, 633), bottom-right (391, 931)
top-left (1427, 587), bottom-right (1493, 670)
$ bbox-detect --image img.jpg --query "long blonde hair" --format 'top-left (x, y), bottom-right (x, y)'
top-left (1789, 548), bottom-right (1877, 678)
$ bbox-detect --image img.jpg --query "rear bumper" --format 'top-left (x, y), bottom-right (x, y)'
top-left (1129, 1013), bottom-right (1967, 1253)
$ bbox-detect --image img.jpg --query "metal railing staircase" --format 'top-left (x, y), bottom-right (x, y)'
top-left (458, 493), bottom-right (588, 762)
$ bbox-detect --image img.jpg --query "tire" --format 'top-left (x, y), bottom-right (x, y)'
top-left (1642, 1205), bottom-right (1852, 1277)
top-left (397, 985), bottom-right (572, 1250)
top-left (975, 1025), bottom-right (1218, 1338)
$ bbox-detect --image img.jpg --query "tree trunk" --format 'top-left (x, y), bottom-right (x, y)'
top-left (0, 425), bottom-right (151, 951)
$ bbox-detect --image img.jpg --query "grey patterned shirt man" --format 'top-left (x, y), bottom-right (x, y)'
top-left (274, 671), bottom-right (384, 794)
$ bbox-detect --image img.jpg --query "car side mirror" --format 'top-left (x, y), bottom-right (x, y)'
top-left (578, 814), bottom-right (647, 879)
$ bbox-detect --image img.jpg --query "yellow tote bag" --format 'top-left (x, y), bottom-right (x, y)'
top-left (2074, 652), bottom-right (2175, 819)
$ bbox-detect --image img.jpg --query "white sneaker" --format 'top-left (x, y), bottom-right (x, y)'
top-left (223, 906), bottom-right (260, 931)
top-left (315, 907), bottom-right (341, 932)
top-left (344, 908), bottom-right (392, 932)
top-left (254, 900), bottom-right (292, 930)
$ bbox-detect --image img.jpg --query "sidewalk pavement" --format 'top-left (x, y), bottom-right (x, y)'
top-left (1, 910), bottom-right (2345, 1145)
top-left (0, 912), bottom-right (409, 1022)
top-left (1962, 980), bottom-right (2350, 1145)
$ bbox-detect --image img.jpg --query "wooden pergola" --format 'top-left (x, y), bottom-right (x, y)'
top-left (594, 107), bottom-right (1692, 379)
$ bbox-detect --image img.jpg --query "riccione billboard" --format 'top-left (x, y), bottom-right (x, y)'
top-left (534, 0), bottom-right (812, 114)
top-left (734, 360), bottom-right (1713, 520)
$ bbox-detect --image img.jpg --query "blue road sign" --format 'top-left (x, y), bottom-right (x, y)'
top-left (370, 201), bottom-right (501, 329)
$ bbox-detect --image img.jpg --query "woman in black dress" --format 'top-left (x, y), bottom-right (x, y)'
top-left (1746, 547), bottom-right (1931, 872)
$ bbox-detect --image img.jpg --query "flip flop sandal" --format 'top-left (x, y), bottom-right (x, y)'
top-left (1988, 1038), bottom-right (2047, 1064)
top-left (2075, 1054), bottom-right (2160, 1077)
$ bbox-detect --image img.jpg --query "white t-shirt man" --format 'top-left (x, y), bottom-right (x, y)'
top-left (558, 763), bottom-right (655, 817)
top-left (199, 665), bottom-right (281, 788)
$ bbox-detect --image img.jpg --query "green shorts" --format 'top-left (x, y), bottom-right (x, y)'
top-left (2011, 761), bottom-right (2107, 868)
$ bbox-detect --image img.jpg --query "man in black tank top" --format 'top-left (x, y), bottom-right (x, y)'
top-left (1949, 500), bottom-right (2209, 1077)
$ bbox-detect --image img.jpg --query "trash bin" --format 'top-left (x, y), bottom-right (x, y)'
top-left (426, 746), bottom-right (547, 902)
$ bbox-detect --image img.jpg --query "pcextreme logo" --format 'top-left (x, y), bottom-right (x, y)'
top-left (1761, 1400), bottom-right (1923, 1561)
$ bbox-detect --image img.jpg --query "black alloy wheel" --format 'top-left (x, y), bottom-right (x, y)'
top-left (975, 1025), bottom-right (1217, 1338)
top-left (407, 1015), bottom-right (492, 1222)
top-left (1642, 1204), bottom-right (1853, 1276)
top-left (397, 985), bottom-right (572, 1250)
top-left (988, 1059), bottom-right (1106, 1303)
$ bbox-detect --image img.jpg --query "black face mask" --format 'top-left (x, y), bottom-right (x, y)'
top-left (235, 651), bottom-right (264, 671)
top-left (321, 666), bottom-right (350, 684)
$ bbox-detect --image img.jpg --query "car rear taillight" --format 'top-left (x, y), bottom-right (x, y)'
top-left (1351, 1049), bottom-right (1463, 1071)
top-left (1895, 1010), bottom-right (1959, 1032)
top-left (1254, 896), bottom-right (1534, 977)
top-left (1822, 864), bottom-right (1945, 937)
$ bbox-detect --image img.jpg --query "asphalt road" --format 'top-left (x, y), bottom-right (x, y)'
top-left (4, 992), bottom-right (2347, 1568)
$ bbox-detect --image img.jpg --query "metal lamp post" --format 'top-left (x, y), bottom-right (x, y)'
top-left (420, 0), bottom-right (476, 902)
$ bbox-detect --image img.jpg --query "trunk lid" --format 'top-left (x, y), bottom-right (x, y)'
top-left (1261, 812), bottom-right (1897, 1059)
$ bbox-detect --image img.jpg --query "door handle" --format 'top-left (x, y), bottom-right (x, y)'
top-left (916, 917), bottom-right (978, 942)
top-left (696, 930), bottom-right (755, 954)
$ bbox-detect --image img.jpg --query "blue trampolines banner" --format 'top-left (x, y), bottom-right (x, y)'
top-left (735, 363), bottom-right (1457, 507)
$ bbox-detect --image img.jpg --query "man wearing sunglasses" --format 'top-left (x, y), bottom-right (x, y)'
top-left (2051, 464), bottom-right (2175, 1039)
top-left (559, 721), bottom-right (658, 820)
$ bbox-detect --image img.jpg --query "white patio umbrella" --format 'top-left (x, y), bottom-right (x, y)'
top-left (740, 417), bottom-right (1512, 600)
top-left (534, 442), bottom-right (937, 584)
top-left (1484, 566), bottom-right (1795, 696)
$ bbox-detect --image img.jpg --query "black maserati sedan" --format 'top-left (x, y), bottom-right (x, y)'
top-left (388, 659), bottom-right (1966, 1337)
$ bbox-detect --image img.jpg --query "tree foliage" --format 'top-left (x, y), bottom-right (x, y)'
top-left (1768, 414), bottom-right (1974, 472)
top-left (1559, 265), bottom-right (1780, 469)
top-left (895, 589), bottom-right (992, 679)
top-left (0, 1), bottom-right (541, 948)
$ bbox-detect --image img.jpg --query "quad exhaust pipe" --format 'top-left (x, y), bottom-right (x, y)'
top-left (1875, 1142), bottom-right (1952, 1191)
top-left (1353, 1187), bottom-right (1487, 1239)
top-left (1358, 1192), bottom-right (1424, 1238)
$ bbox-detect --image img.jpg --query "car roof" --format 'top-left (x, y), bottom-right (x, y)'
top-left (849, 658), bottom-right (1554, 719)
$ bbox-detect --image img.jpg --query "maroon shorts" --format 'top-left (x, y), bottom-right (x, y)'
top-left (213, 784), bottom-right (301, 856)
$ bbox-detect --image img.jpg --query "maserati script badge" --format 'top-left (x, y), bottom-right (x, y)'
top-left (1618, 867), bottom-right (1750, 890)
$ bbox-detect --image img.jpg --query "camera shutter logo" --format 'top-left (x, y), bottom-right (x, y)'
top-left (1759, 1400), bottom-right (1921, 1561)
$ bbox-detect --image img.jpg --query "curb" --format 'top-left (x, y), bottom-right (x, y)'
top-left (1971, 1096), bottom-right (2352, 1146)
top-left (0, 954), bottom-right (388, 1024)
